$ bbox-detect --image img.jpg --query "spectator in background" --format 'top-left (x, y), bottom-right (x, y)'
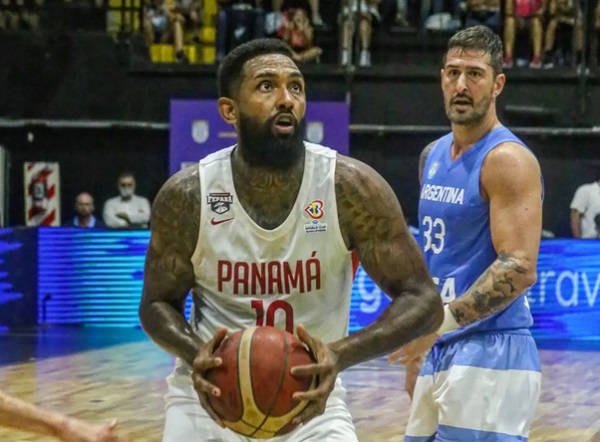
top-left (143, 0), bottom-right (188, 63)
top-left (0, 0), bottom-right (22, 31)
top-left (503, 0), bottom-right (544, 68)
top-left (103, 172), bottom-right (151, 229)
top-left (65, 192), bottom-right (104, 228)
top-left (175, 0), bottom-right (203, 43)
top-left (542, 0), bottom-right (584, 69)
top-left (340, 0), bottom-right (380, 67)
top-left (590, 0), bottom-right (600, 69)
top-left (216, 0), bottom-right (265, 62)
top-left (570, 171), bottom-right (600, 238)
top-left (281, 7), bottom-right (322, 62)
top-left (463, 0), bottom-right (501, 34)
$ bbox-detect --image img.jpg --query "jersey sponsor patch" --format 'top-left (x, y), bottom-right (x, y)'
top-left (207, 192), bottom-right (234, 214)
top-left (304, 219), bottom-right (327, 233)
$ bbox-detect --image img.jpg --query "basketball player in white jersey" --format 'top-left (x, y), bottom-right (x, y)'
top-left (139, 38), bottom-right (444, 442)
top-left (0, 389), bottom-right (131, 441)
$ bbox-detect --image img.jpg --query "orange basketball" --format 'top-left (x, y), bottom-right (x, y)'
top-left (205, 326), bottom-right (315, 439)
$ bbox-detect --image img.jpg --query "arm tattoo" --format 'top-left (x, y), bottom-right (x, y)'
top-left (330, 156), bottom-right (443, 370)
top-left (418, 141), bottom-right (437, 184)
top-left (139, 166), bottom-right (203, 365)
top-left (450, 251), bottom-right (531, 326)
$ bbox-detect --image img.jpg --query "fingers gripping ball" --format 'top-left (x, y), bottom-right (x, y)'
top-left (205, 326), bottom-right (316, 438)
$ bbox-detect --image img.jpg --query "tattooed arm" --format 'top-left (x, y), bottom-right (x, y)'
top-left (330, 156), bottom-right (443, 371)
top-left (418, 140), bottom-right (437, 184)
top-left (448, 142), bottom-right (543, 327)
top-left (138, 166), bottom-right (203, 366)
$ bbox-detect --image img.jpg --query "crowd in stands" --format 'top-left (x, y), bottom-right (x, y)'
top-left (0, 0), bottom-right (599, 69)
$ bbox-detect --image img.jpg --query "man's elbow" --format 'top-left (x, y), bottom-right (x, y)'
top-left (138, 298), bottom-right (154, 334)
top-left (520, 267), bottom-right (538, 292)
top-left (421, 285), bottom-right (444, 333)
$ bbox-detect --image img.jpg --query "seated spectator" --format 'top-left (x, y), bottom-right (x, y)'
top-left (421, 0), bottom-right (463, 32)
top-left (570, 170), bottom-right (600, 239)
top-left (340, 0), bottom-right (380, 67)
top-left (542, 0), bottom-right (584, 69)
top-left (593, 0), bottom-right (600, 70)
top-left (463, 0), bottom-right (500, 34)
top-left (0, 0), bottom-right (28, 30)
top-left (281, 8), bottom-right (322, 62)
top-left (216, 0), bottom-right (265, 62)
top-left (143, 0), bottom-right (188, 63)
top-left (174, 0), bottom-right (203, 43)
top-left (503, 0), bottom-right (544, 68)
top-left (103, 172), bottom-right (151, 229)
top-left (64, 192), bottom-right (104, 228)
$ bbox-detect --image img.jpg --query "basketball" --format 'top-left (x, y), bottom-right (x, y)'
top-left (205, 326), bottom-right (316, 439)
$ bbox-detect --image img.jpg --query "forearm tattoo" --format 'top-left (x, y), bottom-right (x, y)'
top-left (450, 251), bottom-right (531, 326)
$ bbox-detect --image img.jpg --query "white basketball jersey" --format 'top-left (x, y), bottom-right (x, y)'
top-left (190, 142), bottom-right (355, 344)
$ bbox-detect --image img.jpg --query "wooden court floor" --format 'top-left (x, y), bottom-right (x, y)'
top-left (0, 328), bottom-right (599, 442)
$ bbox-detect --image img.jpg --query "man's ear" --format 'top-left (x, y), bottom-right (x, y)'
top-left (218, 97), bottom-right (237, 125)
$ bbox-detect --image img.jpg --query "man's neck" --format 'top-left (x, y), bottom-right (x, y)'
top-left (230, 148), bottom-right (305, 230)
top-left (230, 148), bottom-right (305, 194)
top-left (451, 112), bottom-right (501, 160)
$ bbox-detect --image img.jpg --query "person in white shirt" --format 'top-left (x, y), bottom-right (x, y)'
top-left (103, 172), bottom-right (151, 229)
top-left (570, 171), bottom-right (600, 238)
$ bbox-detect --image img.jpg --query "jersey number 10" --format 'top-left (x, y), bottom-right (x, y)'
top-left (251, 300), bottom-right (294, 333)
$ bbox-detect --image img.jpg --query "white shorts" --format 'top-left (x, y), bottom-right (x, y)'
top-left (342, 0), bottom-right (380, 20)
top-left (404, 331), bottom-right (542, 442)
top-left (163, 359), bottom-right (358, 442)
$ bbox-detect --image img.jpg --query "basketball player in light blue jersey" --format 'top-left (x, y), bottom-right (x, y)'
top-left (389, 25), bottom-right (543, 441)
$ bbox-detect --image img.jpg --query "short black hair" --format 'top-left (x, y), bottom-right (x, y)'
top-left (217, 38), bottom-right (296, 99)
top-left (118, 171), bottom-right (135, 180)
top-left (444, 25), bottom-right (504, 77)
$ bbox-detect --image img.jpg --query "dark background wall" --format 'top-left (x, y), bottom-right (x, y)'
top-left (1, 32), bottom-right (599, 235)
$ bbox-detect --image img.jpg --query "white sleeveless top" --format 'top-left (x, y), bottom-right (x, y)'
top-left (190, 142), bottom-right (354, 344)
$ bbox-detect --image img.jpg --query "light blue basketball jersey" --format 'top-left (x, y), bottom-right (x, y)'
top-left (418, 126), bottom-right (538, 343)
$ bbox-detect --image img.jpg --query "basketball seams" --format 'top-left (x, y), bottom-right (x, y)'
top-left (217, 326), bottom-right (315, 438)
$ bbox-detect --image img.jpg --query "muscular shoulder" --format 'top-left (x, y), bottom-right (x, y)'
top-left (481, 142), bottom-right (541, 199)
top-left (335, 154), bottom-right (392, 204)
top-left (419, 140), bottom-right (438, 183)
top-left (335, 154), bottom-right (405, 249)
top-left (151, 165), bottom-right (201, 249)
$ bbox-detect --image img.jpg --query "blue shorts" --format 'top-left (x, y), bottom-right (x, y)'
top-left (404, 331), bottom-right (542, 442)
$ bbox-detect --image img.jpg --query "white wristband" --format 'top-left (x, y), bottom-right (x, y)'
top-left (437, 304), bottom-right (460, 335)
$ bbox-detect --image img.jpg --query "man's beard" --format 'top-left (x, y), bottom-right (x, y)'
top-left (445, 93), bottom-right (493, 126)
top-left (238, 112), bottom-right (306, 170)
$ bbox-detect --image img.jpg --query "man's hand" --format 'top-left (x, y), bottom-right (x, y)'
top-left (403, 355), bottom-right (424, 400)
top-left (191, 328), bottom-right (228, 428)
top-left (289, 324), bottom-right (340, 426)
top-left (387, 333), bottom-right (438, 366)
top-left (58, 417), bottom-right (132, 442)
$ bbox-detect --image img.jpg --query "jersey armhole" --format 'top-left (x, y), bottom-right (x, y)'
top-left (331, 154), bottom-right (354, 260)
top-left (190, 161), bottom-right (204, 267)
